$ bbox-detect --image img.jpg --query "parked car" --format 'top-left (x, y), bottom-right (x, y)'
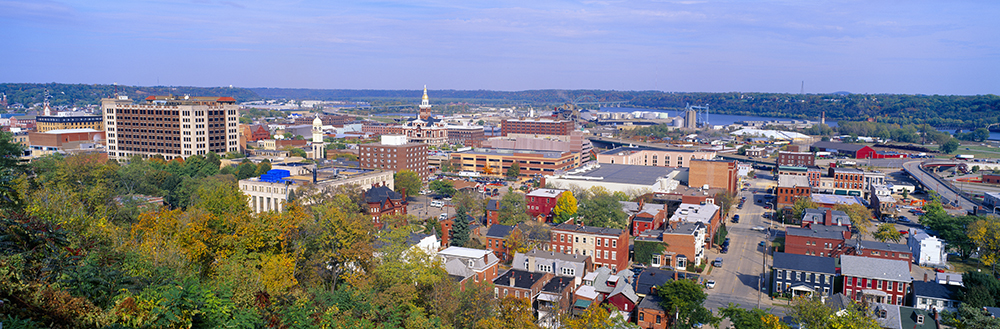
top-left (751, 226), bottom-right (766, 232)
top-left (898, 217), bottom-right (911, 223)
top-left (720, 246), bottom-right (729, 254)
top-left (706, 280), bottom-right (716, 289)
top-left (713, 257), bottom-right (723, 267)
top-left (430, 200), bottom-right (444, 208)
top-left (439, 213), bottom-right (448, 220)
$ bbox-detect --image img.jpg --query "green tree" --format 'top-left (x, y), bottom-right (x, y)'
top-left (633, 241), bottom-right (666, 266)
top-left (578, 193), bottom-right (628, 229)
top-left (825, 306), bottom-right (880, 329)
top-left (719, 304), bottom-right (786, 329)
top-left (429, 179), bottom-right (457, 197)
top-left (834, 203), bottom-right (874, 236)
top-left (901, 188), bottom-right (909, 200)
top-left (957, 303), bottom-right (1000, 328)
top-left (941, 139), bottom-right (960, 154)
top-left (791, 197), bottom-right (819, 223)
top-left (452, 206), bottom-right (471, 247)
top-left (498, 188), bottom-right (530, 225)
top-left (553, 191), bottom-right (578, 223)
top-left (960, 270), bottom-right (1000, 307)
top-left (256, 159), bottom-right (272, 176)
top-left (655, 279), bottom-right (715, 328)
top-left (506, 162), bottom-right (520, 179)
top-left (235, 160), bottom-right (257, 180)
top-left (788, 297), bottom-right (831, 329)
top-left (872, 223), bottom-right (902, 243)
top-left (973, 128), bottom-right (991, 142)
top-left (394, 170), bottom-right (421, 197)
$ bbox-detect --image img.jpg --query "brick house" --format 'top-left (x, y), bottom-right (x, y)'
top-left (537, 275), bottom-right (575, 327)
top-left (777, 175), bottom-right (812, 217)
top-left (845, 240), bottom-right (913, 268)
top-left (670, 202), bottom-right (721, 249)
top-left (364, 185), bottom-right (407, 229)
top-left (549, 223), bottom-right (629, 272)
top-left (829, 167), bottom-right (866, 197)
top-left (637, 295), bottom-right (667, 329)
top-left (784, 226), bottom-right (850, 257)
top-left (637, 221), bottom-right (707, 269)
top-left (777, 151), bottom-right (816, 167)
top-left (801, 208), bottom-right (852, 230)
top-left (485, 224), bottom-right (514, 262)
top-left (493, 269), bottom-right (554, 302)
top-left (526, 188), bottom-right (568, 221)
top-left (621, 200), bottom-right (668, 236)
top-left (438, 246), bottom-right (501, 284)
top-left (841, 255), bottom-right (912, 305)
top-left (512, 249), bottom-right (591, 284)
top-left (485, 199), bottom-right (500, 227)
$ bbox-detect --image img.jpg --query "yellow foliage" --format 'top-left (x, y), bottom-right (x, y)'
top-left (968, 218), bottom-right (1000, 267)
top-left (260, 253), bottom-right (298, 295)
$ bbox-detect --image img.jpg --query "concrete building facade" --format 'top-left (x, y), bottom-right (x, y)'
top-left (102, 95), bottom-right (240, 161)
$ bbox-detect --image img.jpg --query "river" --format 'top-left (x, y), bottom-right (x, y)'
top-left (598, 107), bottom-right (836, 127)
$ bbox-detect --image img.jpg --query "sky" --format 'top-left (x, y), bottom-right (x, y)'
top-left (1, 0), bottom-right (998, 95)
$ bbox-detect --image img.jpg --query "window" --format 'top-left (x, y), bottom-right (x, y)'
top-left (916, 315), bottom-right (924, 324)
top-left (897, 282), bottom-right (903, 292)
top-left (575, 237), bottom-right (579, 243)
top-left (651, 254), bottom-right (660, 266)
top-left (604, 250), bottom-right (608, 259)
top-left (613, 240), bottom-right (617, 248)
top-left (897, 296), bottom-right (903, 305)
top-left (639, 313), bottom-right (644, 321)
top-left (795, 272), bottom-right (800, 281)
top-left (866, 279), bottom-right (872, 289)
top-left (877, 280), bottom-right (883, 290)
top-left (656, 315), bottom-right (661, 324)
top-left (805, 273), bottom-right (811, 283)
top-left (612, 251), bottom-right (617, 260)
top-left (597, 239), bottom-right (602, 247)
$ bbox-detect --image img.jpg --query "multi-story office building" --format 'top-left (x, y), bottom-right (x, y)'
top-left (102, 95), bottom-right (239, 161)
top-left (449, 148), bottom-right (576, 177)
top-left (597, 146), bottom-right (716, 168)
top-left (36, 113), bottom-right (104, 132)
top-left (358, 135), bottom-right (431, 180)
top-left (500, 118), bottom-right (574, 136)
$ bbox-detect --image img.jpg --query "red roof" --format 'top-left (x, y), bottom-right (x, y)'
top-left (217, 97), bottom-right (236, 102)
top-left (145, 96), bottom-right (157, 101)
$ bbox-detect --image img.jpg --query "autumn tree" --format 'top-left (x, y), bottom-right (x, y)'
top-left (553, 191), bottom-right (578, 223)
top-left (791, 197), bottom-right (819, 223)
top-left (394, 169), bottom-right (421, 197)
top-left (789, 297), bottom-right (832, 329)
top-left (872, 223), bottom-right (903, 243)
top-left (715, 190), bottom-right (737, 219)
top-left (834, 203), bottom-right (873, 236)
top-left (474, 296), bottom-right (539, 329)
top-left (561, 303), bottom-right (637, 329)
top-left (968, 217), bottom-right (1000, 272)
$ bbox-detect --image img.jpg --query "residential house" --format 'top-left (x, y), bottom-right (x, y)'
top-left (840, 255), bottom-right (912, 305)
top-left (577, 266), bottom-right (639, 314)
top-left (911, 280), bottom-right (961, 312)
top-left (549, 223), bottom-right (629, 271)
top-left (908, 230), bottom-right (946, 267)
top-left (637, 294), bottom-right (667, 329)
top-left (493, 268), bottom-right (554, 303)
top-left (621, 200), bottom-right (668, 236)
top-left (636, 221), bottom-right (707, 269)
top-left (935, 272), bottom-right (963, 286)
top-left (801, 208), bottom-right (852, 230)
top-left (670, 202), bottom-right (721, 249)
top-left (438, 246), bottom-right (501, 284)
top-left (606, 279), bottom-right (639, 314)
top-left (634, 268), bottom-right (698, 298)
top-left (526, 188), bottom-right (569, 221)
top-left (870, 302), bottom-right (903, 329)
top-left (486, 199), bottom-right (500, 227)
top-left (537, 275), bottom-right (575, 328)
top-left (513, 249), bottom-right (592, 285)
top-left (871, 185), bottom-right (897, 219)
top-left (771, 252), bottom-right (837, 298)
top-left (485, 224), bottom-right (515, 262)
top-left (846, 240), bottom-right (913, 268)
top-left (898, 307), bottom-right (938, 329)
top-left (785, 226), bottom-right (850, 257)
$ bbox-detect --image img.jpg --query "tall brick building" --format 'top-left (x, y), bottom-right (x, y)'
top-left (359, 135), bottom-right (430, 181)
top-left (500, 119), bottom-right (574, 136)
top-left (102, 95), bottom-right (240, 161)
top-left (688, 159), bottom-right (737, 192)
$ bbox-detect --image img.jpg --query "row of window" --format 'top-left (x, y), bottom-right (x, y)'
top-left (553, 233), bottom-right (618, 248)
top-left (778, 269), bottom-right (833, 284)
top-left (846, 276), bottom-right (905, 292)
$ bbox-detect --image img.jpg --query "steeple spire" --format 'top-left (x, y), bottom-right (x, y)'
top-left (419, 85), bottom-right (431, 110)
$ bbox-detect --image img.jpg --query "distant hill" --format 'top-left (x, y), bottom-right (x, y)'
top-left (2, 83), bottom-right (997, 128)
top-left (0, 83), bottom-right (262, 108)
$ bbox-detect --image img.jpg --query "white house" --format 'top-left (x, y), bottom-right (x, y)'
top-left (907, 230), bottom-right (946, 266)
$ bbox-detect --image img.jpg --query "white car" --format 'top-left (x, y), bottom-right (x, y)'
top-left (706, 280), bottom-right (716, 289)
top-left (751, 226), bottom-right (766, 232)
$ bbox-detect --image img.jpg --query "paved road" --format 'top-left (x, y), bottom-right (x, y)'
top-left (902, 160), bottom-right (977, 212)
top-left (704, 176), bottom-right (786, 316)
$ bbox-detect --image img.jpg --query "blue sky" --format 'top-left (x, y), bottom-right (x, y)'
top-left (1, 0), bottom-right (997, 94)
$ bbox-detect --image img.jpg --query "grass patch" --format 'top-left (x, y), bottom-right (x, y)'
top-left (947, 254), bottom-right (985, 273)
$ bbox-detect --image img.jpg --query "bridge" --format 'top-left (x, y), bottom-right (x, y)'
top-left (902, 160), bottom-right (979, 212)
top-left (586, 136), bottom-right (678, 150)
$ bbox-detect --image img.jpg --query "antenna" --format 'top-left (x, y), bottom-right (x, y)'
top-left (800, 81), bottom-right (804, 94)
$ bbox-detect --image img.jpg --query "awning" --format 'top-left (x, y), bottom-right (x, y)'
top-left (574, 299), bottom-right (592, 309)
top-left (862, 289), bottom-right (888, 297)
top-left (790, 284), bottom-right (816, 293)
top-left (538, 293), bottom-right (560, 302)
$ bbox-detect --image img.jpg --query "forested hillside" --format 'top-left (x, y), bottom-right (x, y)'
top-left (2, 83), bottom-right (997, 128)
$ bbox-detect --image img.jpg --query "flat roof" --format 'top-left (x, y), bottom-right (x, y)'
top-left (454, 148), bottom-right (567, 158)
top-left (558, 163), bottom-right (684, 186)
top-left (811, 194), bottom-right (864, 206)
top-left (778, 175), bottom-right (810, 187)
top-left (437, 246), bottom-right (490, 259)
top-left (526, 188), bottom-right (567, 198)
top-left (786, 226), bottom-right (847, 240)
top-left (599, 146), bottom-right (709, 155)
top-left (42, 128), bottom-right (101, 134)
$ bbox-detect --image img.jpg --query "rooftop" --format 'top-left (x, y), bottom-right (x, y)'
top-left (811, 194), bottom-right (864, 206)
top-left (812, 141), bottom-right (868, 152)
top-left (771, 252), bottom-right (837, 274)
top-left (542, 275), bottom-right (575, 293)
top-left (552, 222), bottom-right (625, 237)
top-left (526, 188), bottom-right (568, 198)
top-left (849, 240), bottom-right (910, 254)
top-left (599, 145), bottom-right (709, 155)
top-left (778, 175), bottom-right (811, 188)
top-left (494, 268), bottom-right (549, 289)
top-left (786, 226), bottom-right (848, 240)
top-left (41, 128), bottom-right (102, 134)
top-left (802, 208), bottom-right (852, 226)
top-left (637, 294), bottom-right (664, 311)
top-left (485, 224), bottom-right (515, 238)
top-left (840, 255), bottom-right (911, 282)
top-left (518, 249), bottom-right (590, 263)
top-left (555, 163), bottom-right (685, 186)
top-left (671, 202), bottom-right (720, 224)
top-left (911, 281), bottom-right (961, 300)
top-left (438, 246), bottom-right (491, 259)
top-left (454, 148), bottom-right (568, 158)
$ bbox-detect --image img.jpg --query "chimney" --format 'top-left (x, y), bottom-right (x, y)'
top-left (923, 273), bottom-right (928, 282)
top-left (674, 271), bottom-right (678, 280)
top-left (825, 208), bottom-right (833, 226)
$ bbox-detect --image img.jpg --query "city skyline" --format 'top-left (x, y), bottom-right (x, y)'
top-left (1, 0), bottom-right (997, 95)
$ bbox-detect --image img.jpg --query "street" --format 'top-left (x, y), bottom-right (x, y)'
top-left (704, 174), bottom-right (787, 317)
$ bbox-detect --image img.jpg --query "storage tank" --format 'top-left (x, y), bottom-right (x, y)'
top-left (673, 117), bottom-right (684, 127)
top-left (658, 112), bottom-right (671, 119)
